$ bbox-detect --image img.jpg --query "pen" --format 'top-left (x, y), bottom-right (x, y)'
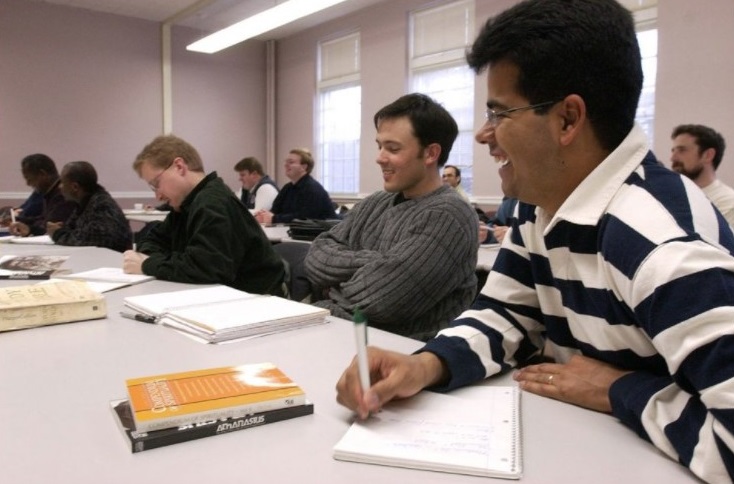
top-left (10, 208), bottom-right (16, 224)
top-left (353, 308), bottom-right (370, 393)
top-left (119, 311), bottom-right (157, 324)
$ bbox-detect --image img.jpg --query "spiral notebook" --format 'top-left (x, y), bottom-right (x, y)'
top-left (333, 385), bottom-right (522, 479)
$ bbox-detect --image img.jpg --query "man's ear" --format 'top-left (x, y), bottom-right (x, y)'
top-left (701, 147), bottom-right (716, 165)
top-left (557, 94), bottom-right (586, 147)
top-left (424, 143), bottom-right (441, 166)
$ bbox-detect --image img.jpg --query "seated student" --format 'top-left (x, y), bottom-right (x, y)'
top-left (234, 156), bottom-right (279, 211)
top-left (442, 164), bottom-right (470, 203)
top-left (670, 124), bottom-right (734, 226)
top-left (122, 134), bottom-right (285, 295)
top-left (254, 149), bottom-right (337, 224)
top-left (335, 2), bottom-right (734, 483)
top-left (305, 93), bottom-right (479, 341)
top-left (485, 196), bottom-right (518, 244)
top-left (8, 154), bottom-right (77, 236)
top-left (0, 190), bottom-right (44, 228)
top-left (47, 161), bottom-right (132, 252)
top-left (18, 190), bottom-right (44, 222)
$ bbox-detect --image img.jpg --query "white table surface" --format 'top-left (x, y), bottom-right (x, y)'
top-left (0, 247), bottom-right (698, 484)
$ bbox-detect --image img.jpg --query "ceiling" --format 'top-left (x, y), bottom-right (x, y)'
top-left (28, 0), bottom-right (393, 39)
top-left (28, 0), bottom-right (656, 41)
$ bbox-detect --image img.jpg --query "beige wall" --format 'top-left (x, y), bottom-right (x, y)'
top-left (2, 0), bottom-right (733, 208)
top-left (655, 0), bottom-right (734, 183)
top-left (0, 0), bottom-right (267, 207)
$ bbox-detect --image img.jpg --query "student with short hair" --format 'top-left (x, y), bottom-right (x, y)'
top-left (254, 148), bottom-right (336, 224)
top-left (123, 135), bottom-right (285, 295)
top-left (305, 93), bottom-right (478, 341)
top-left (233, 156), bottom-right (279, 211)
top-left (47, 161), bottom-right (132, 252)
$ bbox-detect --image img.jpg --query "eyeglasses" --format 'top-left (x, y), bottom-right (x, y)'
top-left (484, 100), bottom-right (560, 127)
top-left (148, 159), bottom-right (175, 191)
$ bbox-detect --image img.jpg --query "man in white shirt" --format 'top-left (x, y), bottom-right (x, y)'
top-left (671, 124), bottom-right (734, 225)
top-left (234, 157), bottom-right (279, 212)
top-left (441, 165), bottom-right (470, 203)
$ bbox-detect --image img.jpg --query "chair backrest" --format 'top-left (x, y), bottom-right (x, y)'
top-left (271, 242), bottom-right (313, 302)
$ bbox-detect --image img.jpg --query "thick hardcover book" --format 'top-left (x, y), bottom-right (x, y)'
top-left (0, 254), bottom-right (68, 279)
top-left (0, 280), bottom-right (107, 332)
top-left (333, 386), bottom-right (522, 480)
top-left (126, 362), bottom-right (307, 432)
top-left (111, 399), bottom-right (314, 453)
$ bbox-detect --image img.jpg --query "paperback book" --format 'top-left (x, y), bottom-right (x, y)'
top-left (126, 362), bottom-right (307, 432)
top-left (111, 399), bottom-right (314, 453)
top-left (0, 254), bottom-right (68, 279)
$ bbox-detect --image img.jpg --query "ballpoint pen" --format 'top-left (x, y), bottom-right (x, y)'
top-left (119, 311), bottom-right (157, 324)
top-left (353, 308), bottom-right (370, 393)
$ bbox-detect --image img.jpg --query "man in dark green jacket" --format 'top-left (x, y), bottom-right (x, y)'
top-left (122, 135), bottom-right (285, 295)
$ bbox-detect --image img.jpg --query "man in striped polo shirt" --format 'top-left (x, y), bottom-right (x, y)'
top-left (335, 1), bottom-right (734, 482)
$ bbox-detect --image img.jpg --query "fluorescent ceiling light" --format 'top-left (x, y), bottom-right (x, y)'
top-left (187, 0), bottom-right (349, 54)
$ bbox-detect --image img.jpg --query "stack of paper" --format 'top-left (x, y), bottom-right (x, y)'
top-left (124, 285), bottom-right (330, 344)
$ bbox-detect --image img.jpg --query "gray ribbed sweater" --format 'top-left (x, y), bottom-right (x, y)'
top-left (304, 185), bottom-right (478, 341)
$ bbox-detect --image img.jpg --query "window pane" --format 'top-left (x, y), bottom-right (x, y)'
top-left (636, 28), bottom-right (657, 145)
top-left (317, 85), bottom-right (361, 194)
top-left (412, 64), bottom-right (475, 193)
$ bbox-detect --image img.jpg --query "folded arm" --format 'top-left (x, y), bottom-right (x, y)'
top-left (306, 208), bottom-right (478, 323)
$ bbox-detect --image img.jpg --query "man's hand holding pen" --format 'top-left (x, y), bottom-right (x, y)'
top-left (335, 348), bottom-right (448, 420)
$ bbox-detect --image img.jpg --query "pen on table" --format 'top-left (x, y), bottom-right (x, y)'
top-left (353, 308), bottom-right (371, 393)
top-left (119, 311), bottom-right (157, 324)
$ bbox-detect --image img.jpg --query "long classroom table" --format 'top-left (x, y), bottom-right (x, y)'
top-left (0, 246), bottom-right (698, 484)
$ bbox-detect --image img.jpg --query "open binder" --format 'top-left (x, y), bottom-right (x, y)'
top-left (124, 285), bottom-right (329, 343)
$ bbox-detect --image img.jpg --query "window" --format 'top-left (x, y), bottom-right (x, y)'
top-left (316, 33), bottom-right (361, 194)
top-left (412, 66), bottom-right (476, 192)
top-left (631, 2), bottom-right (658, 146)
top-left (409, 1), bottom-right (475, 193)
top-left (636, 28), bottom-right (657, 146)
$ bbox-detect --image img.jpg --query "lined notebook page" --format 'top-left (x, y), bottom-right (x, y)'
top-left (333, 386), bottom-right (521, 479)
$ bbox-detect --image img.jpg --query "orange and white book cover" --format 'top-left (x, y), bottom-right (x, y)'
top-left (126, 363), bottom-right (305, 430)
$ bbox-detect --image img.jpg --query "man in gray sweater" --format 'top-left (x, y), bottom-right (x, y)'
top-left (304, 93), bottom-right (478, 341)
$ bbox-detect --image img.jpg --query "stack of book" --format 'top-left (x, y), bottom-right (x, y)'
top-left (111, 363), bottom-right (314, 453)
top-left (123, 285), bottom-right (330, 343)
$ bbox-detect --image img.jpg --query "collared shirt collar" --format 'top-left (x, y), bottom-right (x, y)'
top-left (540, 124), bottom-right (650, 234)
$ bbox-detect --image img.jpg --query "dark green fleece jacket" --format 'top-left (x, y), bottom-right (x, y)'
top-left (139, 172), bottom-right (284, 295)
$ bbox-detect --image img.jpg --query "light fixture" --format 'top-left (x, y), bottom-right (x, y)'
top-left (187, 0), bottom-right (349, 54)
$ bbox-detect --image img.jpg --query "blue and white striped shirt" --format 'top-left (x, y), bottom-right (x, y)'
top-left (423, 125), bottom-right (734, 483)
